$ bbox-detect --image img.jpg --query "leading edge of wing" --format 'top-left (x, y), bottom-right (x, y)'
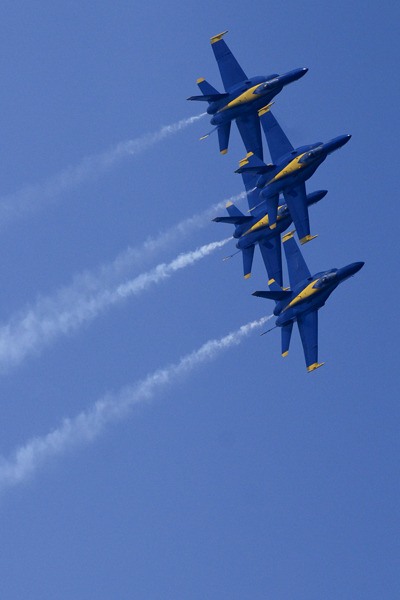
top-left (211, 31), bottom-right (248, 92)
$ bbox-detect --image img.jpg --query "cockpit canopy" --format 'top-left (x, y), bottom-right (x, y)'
top-left (299, 145), bottom-right (325, 163)
top-left (314, 271), bottom-right (337, 288)
top-left (253, 76), bottom-right (280, 95)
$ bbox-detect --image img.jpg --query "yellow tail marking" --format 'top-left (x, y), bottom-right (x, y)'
top-left (244, 273), bottom-right (251, 279)
top-left (307, 362), bottom-right (325, 372)
top-left (268, 278), bottom-right (275, 285)
top-left (282, 230), bottom-right (295, 243)
top-left (300, 234), bottom-right (318, 245)
top-left (226, 201), bottom-right (233, 208)
top-left (282, 351), bottom-right (289, 358)
top-left (220, 149), bottom-right (228, 155)
top-left (196, 77), bottom-right (205, 84)
top-left (211, 30), bottom-right (228, 44)
top-left (269, 223), bottom-right (277, 230)
top-left (258, 102), bottom-right (274, 117)
top-left (239, 151), bottom-right (253, 167)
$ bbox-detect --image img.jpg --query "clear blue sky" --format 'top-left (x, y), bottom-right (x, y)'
top-left (0, 2), bottom-right (398, 598)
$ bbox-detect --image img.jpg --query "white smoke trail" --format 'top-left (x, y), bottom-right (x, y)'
top-left (0, 315), bottom-right (272, 492)
top-left (0, 238), bottom-right (230, 371)
top-left (0, 113), bottom-right (206, 226)
top-left (97, 189), bottom-right (247, 283)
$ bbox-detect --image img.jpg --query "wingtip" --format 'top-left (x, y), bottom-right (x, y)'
top-left (300, 234), bottom-right (318, 245)
top-left (210, 30), bottom-right (228, 44)
top-left (307, 362), bottom-right (325, 373)
top-left (282, 230), bottom-right (296, 243)
top-left (258, 102), bottom-right (274, 117)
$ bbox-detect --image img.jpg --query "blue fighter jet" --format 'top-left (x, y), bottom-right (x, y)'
top-left (253, 231), bottom-right (364, 372)
top-left (187, 31), bottom-right (308, 158)
top-left (236, 105), bottom-right (351, 244)
top-left (213, 170), bottom-right (327, 284)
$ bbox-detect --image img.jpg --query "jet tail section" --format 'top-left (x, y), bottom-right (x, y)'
top-left (242, 245), bottom-right (255, 279)
top-left (252, 289), bottom-right (291, 301)
top-left (218, 122), bottom-right (231, 154)
top-left (187, 79), bottom-right (229, 103)
top-left (281, 322), bottom-right (293, 357)
top-left (213, 203), bottom-right (252, 226)
top-left (235, 152), bottom-right (276, 174)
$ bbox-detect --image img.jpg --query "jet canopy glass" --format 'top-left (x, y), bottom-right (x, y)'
top-left (253, 78), bottom-right (280, 94)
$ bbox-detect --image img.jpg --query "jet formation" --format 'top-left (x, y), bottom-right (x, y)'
top-left (189, 31), bottom-right (364, 372)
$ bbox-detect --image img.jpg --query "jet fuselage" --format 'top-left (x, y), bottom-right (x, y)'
top-left (209, 68), bottom-right (307, 126)
top-left (274, 262), bottom-right (364, 326)
top-left (235, 189), bottom-right (326, 249)
top-left (258, 135), bottom-right (351, 200)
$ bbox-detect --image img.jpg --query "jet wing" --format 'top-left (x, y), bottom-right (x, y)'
top-left (259, 236), bottom-right (283, 288)
top-left (260, 110), bottom-right (294, 163)
top-left (235, 113), bottom-right (263, 160)
top-left (211, 32), bottom-right (248, 91)
top-left (297, 310), bottom-right (319, 371)
top-left (283, 183), bottom-right (311, 244)
top-left (282, 230), bottom-right (311, 289)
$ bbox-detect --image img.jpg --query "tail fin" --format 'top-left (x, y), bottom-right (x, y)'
top-left (235, 152), bottom-right (275, 174)
top-left (265, 193), bottom-right (279, 230)
top-left (281, 322), bottom-right (293, 357)
top-left (218, 122), bottom-right (231, 154)
top-left (187, 78), bottom-right (229, 102)
top-left (242, 245), bottom-right (255, 279)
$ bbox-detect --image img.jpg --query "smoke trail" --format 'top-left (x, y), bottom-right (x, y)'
top-left (0, 113), bottom-right (206, 226)
top-left (0, 315), bottom-right (272, 492)
top-left (0, 238), bottom-right (230, 372)
top-left (98, 189), bottom-right (247, 283)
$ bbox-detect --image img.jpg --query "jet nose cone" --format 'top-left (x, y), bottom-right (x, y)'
top-left (351, 261), bottom-right (365, 274)
top-left (279, 67), bottom-right (309, 86)
top-left (337, 261), bottom-right (365, 280)
top-left (323, 134), bottom-right (352, 154)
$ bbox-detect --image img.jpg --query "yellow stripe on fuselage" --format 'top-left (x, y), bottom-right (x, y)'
top-left (219, 84), bottom-right (263, 111)
top-left (267, 152), bottom-right (307, 184)
top-left (243, 206), bottom-right (285, 235)
top-left (283, 279), bottom-right (319, 311)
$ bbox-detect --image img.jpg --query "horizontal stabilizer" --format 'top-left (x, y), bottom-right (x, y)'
top-left (187, 92), bottom-right (229, 102)
top-left (235, 152), bottom-right (276, 174)
top-left (213, 215), bottom-right (253, 225)
top-left (252, 290), bottom-right (292, 301)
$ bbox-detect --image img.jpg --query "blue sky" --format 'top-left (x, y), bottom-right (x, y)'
top-left (0, 2), bottom-right (398, 598)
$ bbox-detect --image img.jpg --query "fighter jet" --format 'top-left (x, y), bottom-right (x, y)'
top-left (253, 231), bottom-right (364, 372)
top-left (187, 31), bottom-right (308, 158)
top-left (213, 170), bottom-right (327, 284)
top-left (236, 105), bottom-right (351, 244)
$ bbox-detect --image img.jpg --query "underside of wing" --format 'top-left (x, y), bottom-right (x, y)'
top-left (235, 113), bottom-right (263, 160)
top-left (282, 230), bottom-right (311, 289)
top-left (259, 236), bottom-right (283, 288)
top-left (283, 183), bottom-right (311, 244)
top-left (211, 31), bottom-right (247, 91)
top-left (297, 310), bottom-right (323, 372)
top-left (260, 110), bottom-right (294, 163)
